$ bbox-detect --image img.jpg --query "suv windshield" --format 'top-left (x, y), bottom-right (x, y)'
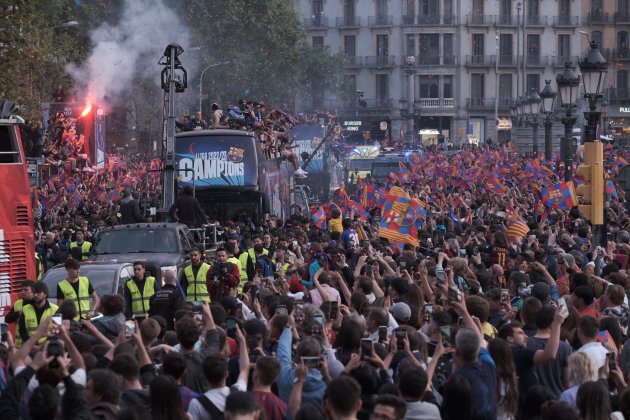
top-left (95, 229), bottom-right (180, 254)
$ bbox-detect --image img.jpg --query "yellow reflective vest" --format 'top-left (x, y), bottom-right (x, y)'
top-left (70, 241), bottom-right (92, 260)
top-left (22, 302), bottom-right (58, 344)
top-left (58, 277), bottom-right (91, 320)
top-left (13, 299), bottom-right (25, 347)
top-left (126, 276), bottom-right (156, 318)
top-left (184, 263), bottom-right (210, 302)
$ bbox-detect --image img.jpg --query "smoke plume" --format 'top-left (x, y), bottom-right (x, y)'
top-left (67, 0), bottom-right (192, 109)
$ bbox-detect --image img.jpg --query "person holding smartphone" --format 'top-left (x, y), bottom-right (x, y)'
top-left (19, 282), bottom-right (58, 344)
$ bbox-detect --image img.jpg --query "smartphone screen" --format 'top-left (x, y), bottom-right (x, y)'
top-left (361, 339), bottom-right (373, 359)
top-left (441, 326), bottom-right (451, 348)
top-left (314, 314), bottom-right (324, 326)
top-left (395, 329), bottom-right (406, 350)
top-left (52, 314), bottom-right (63, 326)
top-left (329, 301), bottom-right (339, 319)
top-left (608, 352), bottom-right (616, 371)
top-left (378, 326), bottom-right (388, 342)
top-left (124, 320), bottom-right (136, 337)
top-left (276, 305), bottom-right (288, 315)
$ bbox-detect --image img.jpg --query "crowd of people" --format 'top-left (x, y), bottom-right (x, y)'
top-left (9, 91), bottom-right (630, 419)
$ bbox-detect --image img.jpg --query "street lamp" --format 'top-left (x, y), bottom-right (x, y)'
top-left (556, 63), bottom-right (580, 181)
top-left (198, 61), bottom-right (230, 114)
top-left (539, 80), bottom-right (556, 160)
top-left (579, 41), bottom-right (608, 143)
top-left (529, 88), bottom-right (541, 155)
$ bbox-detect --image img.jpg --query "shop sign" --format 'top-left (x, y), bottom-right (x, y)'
top-left (343, 120), bottom-right (362, 131)
top-left (379, 121), bottom-right (388, 131)
top-left (620, 107), bottom-right (630, 113)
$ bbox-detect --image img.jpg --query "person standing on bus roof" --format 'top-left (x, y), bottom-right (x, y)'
top-left (70, 230), bottom-right (92, 261)
top-left (124, 261), bottom-right (160, 320)
top-left (169, 185), bottom-right (207, 228)
top-left (57, 259), bottom-right (100, 320)
top-left (119, 189), bottom-right (145, 224)
top-left (19, 282), bottom-right (58, 344)
top-left (5, 280), bottom-right (35, 347)
top-left (180, 247), bottom-right (211, 303)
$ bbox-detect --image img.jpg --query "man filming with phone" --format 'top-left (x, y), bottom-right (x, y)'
top-left (206, 247), bottom-right (240, 301)
top-left (19, 282), bottom-right (58, 344)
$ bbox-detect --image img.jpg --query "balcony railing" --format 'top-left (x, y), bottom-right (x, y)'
top-left (613, 48), bottom-right (630, 60)
top-left (496, 15), bottom-right (517, 26)
top-left (466, 14), bottom-right (493, 25)
top-left (498, 55), bottom-right (518, 66)
top-left (303, 16), bottom-right (328, 29)
top-left (466, 55), bottom-right (495, 66)
top-left (614, 12), bottom-right (630, 23)
top-left (368, 15), bottom-right (393, 26)
top-left (402, 14), bottom-right (415, 25)
top-left (550, 56), bottom-right (580, 67)
top-left (361, 98), bottom-right (393, 109)
top-left (587, 11), bottom-right (609, 24)
top-left (552, 16), bottom-right (579, 26)
top-left (336, 16), bottom-right (361, 28)
top-left (466, 98), bottom-right (510, 110)
top-left (414, 14), bottom-right (456, 25)
top-left (344, 56), bottom-right (362, 68)
top-left (416, 55), bottom-right (440, 65)
top-left (526, 55), bottom-right (547, 66)
top-left (525, 15), bottom-right (548, 26)
top-left (363, 55), bottom-right (396, 68)
top-left (609, 88), bottom-right (630, 101)
top-left (417, 98), bottom-right (455, 108)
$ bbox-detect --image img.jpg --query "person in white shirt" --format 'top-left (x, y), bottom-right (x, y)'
top-left (577, 315), bottom-right (608, 372)
top-left (187, 325), bottom-right (249, 420)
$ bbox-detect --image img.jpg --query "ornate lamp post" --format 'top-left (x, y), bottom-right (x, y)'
top-left (539, 80), bottom-right (557, 160)
top-left (528, 88), bottom-right (541, 155)
top-left (556, 63), bottom-right (580, 181)
top-left (579, 41), bottom-right (608, 143)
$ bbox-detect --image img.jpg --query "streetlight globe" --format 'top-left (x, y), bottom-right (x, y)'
top-left (579, 41), bottom-right (608, 98)
top-left (539, 80), bottom-right (557, 114)
top-left (556, 63), bottom-right (580, 108)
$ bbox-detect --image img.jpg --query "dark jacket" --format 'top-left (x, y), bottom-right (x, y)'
top-left (169, 194), bottom-right (207, 228)
top-left (90, 402), bottom-right (119, 420)
top-left (119, 195), bottom-right (145, 224)
top-left (149, 283), bottom-right (185, 330)
top-left (0, 366), bottom-right (90, 420)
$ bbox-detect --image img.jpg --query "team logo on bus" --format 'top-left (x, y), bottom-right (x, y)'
top-left (228, 147), bottom-right (245, 163)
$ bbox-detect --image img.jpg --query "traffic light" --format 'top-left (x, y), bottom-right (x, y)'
top-left (575, 141), bottom-right (604, 225)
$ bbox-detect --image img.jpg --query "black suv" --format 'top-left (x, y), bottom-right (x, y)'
top-left (91, 223), bottom-right (195, 279)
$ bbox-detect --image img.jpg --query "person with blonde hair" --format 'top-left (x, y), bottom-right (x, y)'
top-left (559, 352), bottom-right (598, 407)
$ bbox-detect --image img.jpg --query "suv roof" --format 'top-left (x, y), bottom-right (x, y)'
top-left (103, 222), bottom-right (187, 231)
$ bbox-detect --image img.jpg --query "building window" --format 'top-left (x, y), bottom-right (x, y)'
top-left (500, 0), bottom-right (512, 22)
top-left (376, 34), bottom-right (389, 56)
top-left (472, 0), bottom-right (484, 16)
top-left (406, 34), bottom-right (416, 57)
top-left (558, 0), bottom-right (570, 16)
top-left (344, 36), bottom-right (356, 57)
top-left (527, 34), bottom-right (540, 64)
top-left (312, 0), bottom-right (323, 18)
top-left (471, 74), bottom-right (485, 99)
top-left (618, 31), bottom-right (629, 58)
top-left (499, 34), bottom-right (513, 64)
top-left (419, 0), bottom-right (439, 23)
top-left (443, 33), bottom-right (454, 63)
top-left (419, 34), bottom-right (439, 64)
top-left (419, 75), bottom-right (439, 98)
top-left (472, 33), bottom-right (485, 56)
top-left (526, 74), bottom-right (540, 93)
top-left (621, 0), bottom-right (630, 16)
top-left (499, 74), bottom-right (513, 104)
top-left (344, 0), bottom-right (355, 21)
top-left (312, 36), bottom-right (324, 50)
top-left (557, 34), bottom-right (571, 60)
top-left (592, 31), bottom-right (603, 49)
top-left (376, 0), bottom-right (387, 16)
top-left (376, 74), bottom-right (389, 101)
top-left (443, 75), bottom-right (453, 98)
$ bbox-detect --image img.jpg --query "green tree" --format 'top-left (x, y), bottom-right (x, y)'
top-left (0, 0), bottom-right (85, 119)
top-left (176, 0), bottom-right (345, 110)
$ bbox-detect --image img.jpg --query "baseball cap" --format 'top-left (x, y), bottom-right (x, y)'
top-left (390, 302), bottom-right (411, 323)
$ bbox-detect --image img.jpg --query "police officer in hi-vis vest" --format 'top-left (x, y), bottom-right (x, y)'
top-left (57, 259), bottom-right (100, 320)
top-left (179, 247), bottom-right (211, 302)
top-left (19, 282), bottom-right (58, 344)
top-left (124, 261), bottom-right (160, 320)
top-left (5, 280), bottom-right (35, 347)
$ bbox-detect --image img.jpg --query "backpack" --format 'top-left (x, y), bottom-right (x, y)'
top-left (195, 395), bottom-right (224, 420)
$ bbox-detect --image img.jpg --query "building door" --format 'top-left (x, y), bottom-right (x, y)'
top-left (500, 34), bottom-right (513, 65)
top-left (499, 0), bottom-right (512, 24)
top-left (527, 34), bottom-right (540, 65)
